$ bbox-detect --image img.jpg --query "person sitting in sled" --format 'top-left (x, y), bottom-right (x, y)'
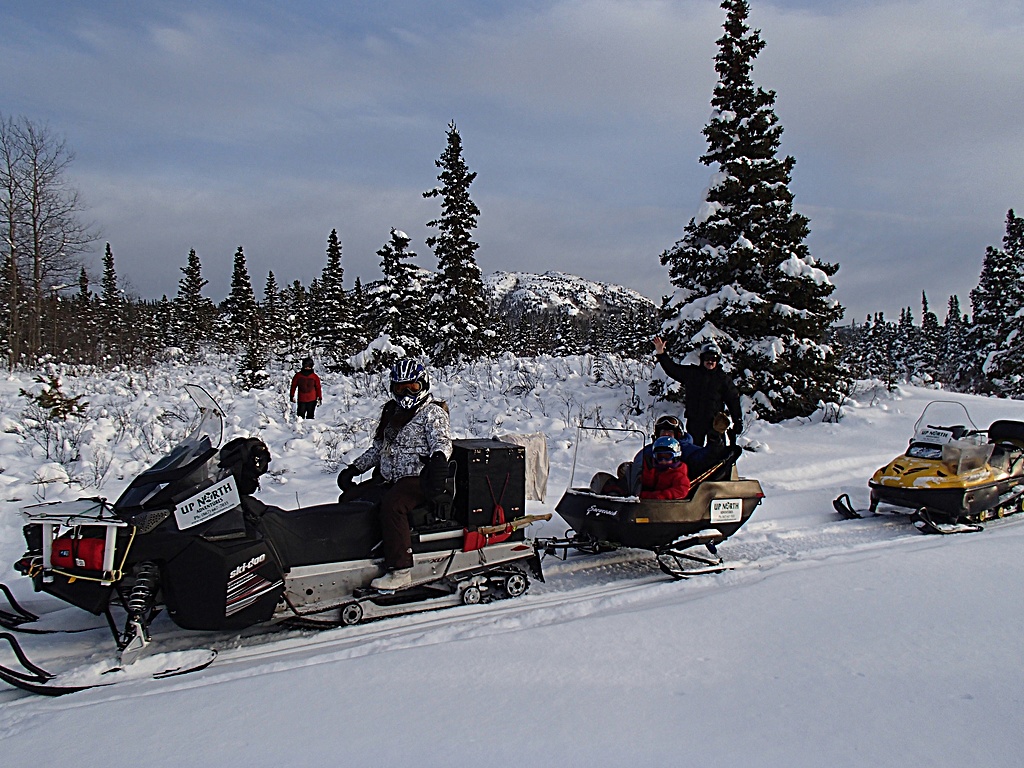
top-left (290, 357), bottom-right (323, 419)
top-left (335, 358), bottom-right (452, 591)
top-left (640, 436), bottom-right (691, 500)
top-left (600, 462), bottom-right (634, 496)
top-left (626, 414), bottom-right (726, 495)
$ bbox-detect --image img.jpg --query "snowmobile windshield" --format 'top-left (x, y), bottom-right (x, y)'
top-left (908, 401), bottom-right (982, 458)
top-left (114, 385), bottom-right (224, 513)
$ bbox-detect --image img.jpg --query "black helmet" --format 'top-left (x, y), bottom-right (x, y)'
top-left (699, 342), bottom-right (721, 363)
top-left (301, 357), bottom-right (314, 370)
top-left (654, 414), bottom-right (684, 439)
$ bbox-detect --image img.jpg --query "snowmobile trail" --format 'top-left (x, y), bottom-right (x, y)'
top-left (0, 507), bottom-right (951, 705)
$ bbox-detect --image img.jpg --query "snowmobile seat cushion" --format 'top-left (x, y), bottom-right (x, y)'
top-left (256, 501), bottom-right (382, 568)
top-left (590, 472), bottom-right (616, 494)
top-left (988, 420), bottom-right (1024, 448)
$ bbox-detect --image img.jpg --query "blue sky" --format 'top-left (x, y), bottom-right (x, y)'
top-left (2, 0), bottom-right (1022, 325)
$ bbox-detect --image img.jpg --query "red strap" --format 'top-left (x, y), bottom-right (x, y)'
top-left (486, 473), bottom-right (510, 525)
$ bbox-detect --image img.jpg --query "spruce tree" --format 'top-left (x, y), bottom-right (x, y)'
top-left (981, 210), bottom-right (1024, 395)
top-left (97, 243), bottom-right (123, 365)
top-left (659, 0), bottom-right (845, 421)
top-left (366, 228), bottom-right (428, 361)
top-left (423, 121), bottom-right (491, 363)
top-left (939, 295), bottom-right (967, 388)
top-left (261, 270), bottom-right (287, 359)
top-left (911, 292), bottom-right (941, 384)
top-left (964, 210), bottom-right (1024, 394)
top-left (174, 249), bottom-right (216, 356)
top-left (311, 228), bottom-right (358, 362)
top-left (222, 245), bottom-right (260, 352)
top-left (282, 279), bottom-right (311, 360)
top-left (71, 266), bottom-right (95, 364)
top-left (864, 312), bottom-right (898, 389)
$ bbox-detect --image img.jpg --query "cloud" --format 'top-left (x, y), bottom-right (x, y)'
top-left (1, 0), bottom-right (1021, 325)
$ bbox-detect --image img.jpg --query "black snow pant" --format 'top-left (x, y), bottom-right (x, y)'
top-left (379, 476), bottom-right (425, 570)
top-left (296, 400), bottom-right (317, 419)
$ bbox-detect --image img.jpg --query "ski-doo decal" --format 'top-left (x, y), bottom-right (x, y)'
top-left (174, 476), bottom-right (241, 530)
top-left (226, 570), bottom-right (283, 617)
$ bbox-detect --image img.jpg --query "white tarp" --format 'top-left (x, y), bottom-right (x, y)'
top-left (496, 432), bottom-right (549, 502)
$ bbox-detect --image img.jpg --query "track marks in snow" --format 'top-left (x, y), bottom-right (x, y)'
top-left (0, 512), bottom-right (949, 706)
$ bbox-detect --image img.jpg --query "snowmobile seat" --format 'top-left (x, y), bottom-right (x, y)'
top-left (254, 500), bottom-right (382, 569)
top-left (589, 472), bottom-right (616, 494)
top-left (988, 420), bottom-right (1024, 450)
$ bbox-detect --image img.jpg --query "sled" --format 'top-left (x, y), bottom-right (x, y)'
top-left (542, 426), bottom-right (764, 578)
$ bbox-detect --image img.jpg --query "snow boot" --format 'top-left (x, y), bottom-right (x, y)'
top-left (370, 568), bottom-right (413, 591)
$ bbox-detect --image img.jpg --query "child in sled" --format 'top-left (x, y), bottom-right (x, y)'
top-left (639, 436), bottom-right (691, 500)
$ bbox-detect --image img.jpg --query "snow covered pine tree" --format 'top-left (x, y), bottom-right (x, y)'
top-left (423, 121), bottom-right (491, 364)
top-left (659, 0), bottom-right (845, 422)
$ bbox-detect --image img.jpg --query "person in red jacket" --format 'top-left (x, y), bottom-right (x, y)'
top-left (640, 436), bottom-right (691, 500)
top-left (290, 357), bottom-right (322, 419)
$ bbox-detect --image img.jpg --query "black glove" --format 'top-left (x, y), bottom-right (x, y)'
top-left (337, 465), bottom-right (359, 491)
top-left (421, 452), bottom-right (450, 497)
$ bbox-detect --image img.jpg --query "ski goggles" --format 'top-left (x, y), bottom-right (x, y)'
top-left (655, 415), bottom-right (683, 434)
top-left (391, 380), bottom-right (424, 397)
top-left (653, 451), bottom-right (681, 467)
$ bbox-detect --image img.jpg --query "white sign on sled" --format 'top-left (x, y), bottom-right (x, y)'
top-left (174, 476), bottom-right (241, 530)
top-left (710, 498), bottom-right (743, 524)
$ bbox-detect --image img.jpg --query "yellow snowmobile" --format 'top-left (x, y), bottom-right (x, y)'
top-left (834, 401), bottom-right (1024, 533)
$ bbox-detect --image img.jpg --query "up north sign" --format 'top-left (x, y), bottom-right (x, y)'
top-left (174, 476), bottom-right (241, 530)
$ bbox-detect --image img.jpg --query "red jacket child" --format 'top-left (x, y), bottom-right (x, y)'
top-left (639, 436), bottom-right (691, 500)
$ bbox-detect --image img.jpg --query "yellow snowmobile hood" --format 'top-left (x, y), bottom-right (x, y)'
top-left (871, 453), bottom-right (1008, 491)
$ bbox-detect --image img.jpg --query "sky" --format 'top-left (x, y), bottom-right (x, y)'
top-left (2, 0), bottom-right (1022, 325)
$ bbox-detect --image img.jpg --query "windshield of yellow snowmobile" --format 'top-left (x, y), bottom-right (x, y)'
top-left (907, 401), bottom-right (982, 457)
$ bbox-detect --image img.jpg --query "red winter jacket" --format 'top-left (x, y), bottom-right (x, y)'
top-left (639, 463), bottom-right (691, 500)
top-left (290, 370), bottom-right (322, 403)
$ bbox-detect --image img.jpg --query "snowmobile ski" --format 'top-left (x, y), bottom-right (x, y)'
top-left (0, 585), bottom-right (106, 635)
top-left (0, 631), bottom-right (216, 696)
top-left (0, 583), bottom-right (38, 630)
top-left (911, 508), bottom-right (984, 535)
top-left (833, 493), bottom-right (870, 520)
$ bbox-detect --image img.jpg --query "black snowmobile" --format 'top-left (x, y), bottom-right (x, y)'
top-left (542, 427), bottom-right (763, 578)
top-left (0, 384), bottom-right (545, 695)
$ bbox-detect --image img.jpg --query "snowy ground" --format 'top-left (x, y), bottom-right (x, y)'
top-left (1, 359), bottom-right (1023, 766)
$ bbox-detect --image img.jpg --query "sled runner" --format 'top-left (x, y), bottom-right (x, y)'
top-left (834, 401), bottom-right (1024, 534)
top-left (542, 427), bottom-right (764, 578)
top-left (1, 385), bottom-right (547, 695)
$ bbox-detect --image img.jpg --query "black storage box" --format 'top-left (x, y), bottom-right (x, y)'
top-left (452, 439), bottom-right (526, 538)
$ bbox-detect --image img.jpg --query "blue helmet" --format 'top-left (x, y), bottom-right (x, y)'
top-left (390, 358), bottom-right (430, 410)
top-left (652, 436), bottom-right (683, 467)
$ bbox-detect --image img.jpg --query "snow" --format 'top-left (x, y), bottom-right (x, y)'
top-left (1, 362), bottom-right (1024, 766)
top-left (779, 253), bottom-right (833, 286)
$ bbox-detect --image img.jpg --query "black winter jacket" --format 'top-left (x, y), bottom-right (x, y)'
top-left (655, 353), bottom-right (742, 434)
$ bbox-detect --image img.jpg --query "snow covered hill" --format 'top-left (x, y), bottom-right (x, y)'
top-left (1, 361), bottom-right (1023, 766)
top-left (485, 270), bottom-right (656, 319)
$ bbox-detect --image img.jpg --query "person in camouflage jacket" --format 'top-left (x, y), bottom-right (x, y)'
top-left (336, 359), bottom-right (451, 590)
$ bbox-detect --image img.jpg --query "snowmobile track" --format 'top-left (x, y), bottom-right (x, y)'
top-left (0, 511), bottom-right (947, 702)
